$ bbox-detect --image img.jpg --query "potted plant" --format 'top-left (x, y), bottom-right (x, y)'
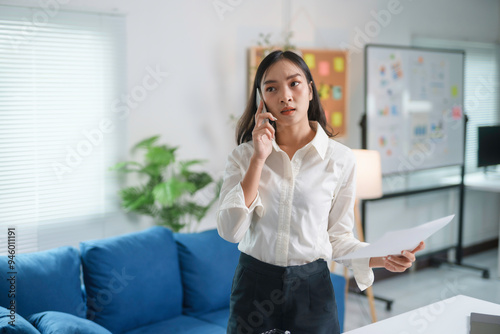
top-left (110, 135), bottom-right (221, 232)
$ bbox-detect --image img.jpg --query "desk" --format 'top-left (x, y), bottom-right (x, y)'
top-left (462, 173), bottom-right (500, 193)
top-left (441, 172), bottom-right (500, 277)
top-left (344, 295), bottom-right (500, 334)
top-left (441, 172), bottom-right (500, 192)
top-left (462, 174), bottom-right (500, 278)
top-left (464, 174), bottom-right (500, 278)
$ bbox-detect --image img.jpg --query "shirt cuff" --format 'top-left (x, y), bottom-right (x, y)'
top-left (219, 182), bottom-right (264, 217)
top-left (351, 257), bottom-right (374, 291)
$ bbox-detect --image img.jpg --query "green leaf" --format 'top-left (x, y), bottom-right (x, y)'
top-left (153, 179), bottom-right (196, 206)
top-left (186, 172), bottom-right (213, 193)
top-left (139, 164), bottom-right (162, 178)
top-left (160, 204), bottom-right (183, 221)
top-left (132, 135), bottom-right (160, 153)
top-left (145, 146), bottom-right (176, 166)
top-left (136, 204), bottom-right (159, 217)
top-left (157, 205), bottom-right (186, 232)
top-left (183, 201), bottom-right (209, 222)
top-left (109, 161), bottom-right (142, 172)
top-left (119, 187), bottom-right (154, 211)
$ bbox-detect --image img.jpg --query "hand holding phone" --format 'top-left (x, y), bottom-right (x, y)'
top-left (252, 88), bottom-right (275, 161)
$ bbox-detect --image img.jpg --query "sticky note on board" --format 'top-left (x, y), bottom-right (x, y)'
top-left (452, 105), bottom-right (462, 120)
top-left (319, 84), bottom-right (330, 100)
top-left (333, 57), bottom-right (344, 72)
top-left (391, 104), bottom-right (398, 115)
top-left (332, 112), bottom-right (342, 127)
top-left (304, 53), bottom-right (316, 69)
top-left (451, 85), bottom-right (458, 97)
top-left (319, 61), bottom-right (330, 76)
top-left (333, 86), bottom-right (342, 100)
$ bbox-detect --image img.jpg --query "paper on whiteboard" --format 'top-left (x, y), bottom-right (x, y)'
top-left (334, 215), bottom-right (454, 261)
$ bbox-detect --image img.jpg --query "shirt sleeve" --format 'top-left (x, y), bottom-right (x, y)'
top-left (327, 150), bottom-right (374, 291)
top-left (216, 146), bottom-right (264, 243)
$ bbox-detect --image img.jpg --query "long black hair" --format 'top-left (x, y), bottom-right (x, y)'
top-left (236, 50), bottom-right (335, 145)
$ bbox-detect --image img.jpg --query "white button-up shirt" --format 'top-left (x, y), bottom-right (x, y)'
top-left (216, 122), bottom-right (373, 290)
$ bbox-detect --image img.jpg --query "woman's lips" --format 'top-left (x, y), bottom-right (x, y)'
top-left (280, 108), bottom-right (295, 115)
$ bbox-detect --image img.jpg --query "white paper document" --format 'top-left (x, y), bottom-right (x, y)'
top-left (334, 214), bottom-right (455, 261)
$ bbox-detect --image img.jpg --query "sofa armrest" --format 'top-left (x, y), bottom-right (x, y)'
top-left (0, 306), bottom-right (41, 333)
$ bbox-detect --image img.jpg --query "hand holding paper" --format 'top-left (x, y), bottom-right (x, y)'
top-left (334, 214), bottom-right (455, 261)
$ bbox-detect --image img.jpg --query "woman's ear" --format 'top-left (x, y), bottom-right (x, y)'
top-left (309, 81), bottom-right (313, 101)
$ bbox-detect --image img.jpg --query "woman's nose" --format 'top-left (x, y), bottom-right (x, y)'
top-left (280, 88), bottom-right (293, 103)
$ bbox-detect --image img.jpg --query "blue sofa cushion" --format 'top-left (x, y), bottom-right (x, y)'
top-left (195, 308), bottom-right (230, 328)
top-left (80, 226), bottom-right (183, 334)
top-left (28, 311), bottom-right (112, 334)
top-left (0, 306), bottom-right (40, 333)
top-left (330, 273), bottom-right (346, 333)
top-left (174, 229), bottom-right (240, 317)
top-left (0, 246), bottom-right (85, 318)
top-left (124, 315), bottom-right (225, 334)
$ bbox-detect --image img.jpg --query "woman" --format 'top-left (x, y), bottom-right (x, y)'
top-left (217, 50), bottom-right (424, 334)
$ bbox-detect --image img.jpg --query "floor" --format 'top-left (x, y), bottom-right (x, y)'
top-left (343, 248), bottom-right (500, 332)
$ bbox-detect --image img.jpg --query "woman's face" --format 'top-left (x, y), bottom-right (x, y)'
top-left (260, 59), bottom-right (313, 127)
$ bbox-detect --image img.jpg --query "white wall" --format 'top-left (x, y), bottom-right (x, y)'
top-left (2, 0), bottom-right (499, 251)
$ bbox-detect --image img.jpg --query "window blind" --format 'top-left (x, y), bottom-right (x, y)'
top-left (0, 5), bottom-right (127, 254)
top-left (412, 37), bottom-right (500, 173)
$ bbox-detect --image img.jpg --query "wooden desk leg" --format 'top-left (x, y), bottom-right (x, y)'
top-left (344, 266), bottom-right (349, 302)
top-left (365, 286), bottom-right (378, 322)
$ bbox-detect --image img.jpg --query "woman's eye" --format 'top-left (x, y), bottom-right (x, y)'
top-left (291, 81), bottom-right (300, 87)
top-left (266, 87), bottom-right (275, 92)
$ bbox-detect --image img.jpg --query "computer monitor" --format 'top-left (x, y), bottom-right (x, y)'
top-left (477, 125), bottom-right (500, 168)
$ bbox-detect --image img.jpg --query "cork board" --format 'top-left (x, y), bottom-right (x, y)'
top-left (248, 47), bottom-right (349, 137)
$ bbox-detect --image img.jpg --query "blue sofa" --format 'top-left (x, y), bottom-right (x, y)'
top-left (0, 227), bottom-right (346, 333)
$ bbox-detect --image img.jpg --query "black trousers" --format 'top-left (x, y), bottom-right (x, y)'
top-left (227, 252), bottom-right (340, 334)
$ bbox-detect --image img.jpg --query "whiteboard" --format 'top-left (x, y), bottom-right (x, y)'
top-left (365, 44), bottom-right (465, 175)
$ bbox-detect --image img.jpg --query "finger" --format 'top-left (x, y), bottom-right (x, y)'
top-left (411, 241), bottom-right (426, 254)
top-left (386, 260), bottom-right (408, 272)
top-left (258, 99), bottom-right (263, 113)
top-left (255, 112), bottom-right (277, 125)
top-left (254, 101), bottom-right (263, 121)
top-left (253, 120), bottom-right (275, 136)
top-left (254, 127), bottom-right (274, 141)
top-left (386, 255), bottom-right (412, 268)
top-left (400, 250), bottom-right (416, 262)
top-left (386, 255), bottom-right (411, 267)
top-left (384, 258), bottom-right (406, 272)
top-left (266, 128), bottom-right (274, 141)
top-left (261, 128), bottom-right (274, 141)
top-left (262, 112), bottom-right (277, 124)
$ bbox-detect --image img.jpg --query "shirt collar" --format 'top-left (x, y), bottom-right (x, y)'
top-left (271, 121), bottom-right (329, 160)
top-left (309, 121), bottom-right (329, 160)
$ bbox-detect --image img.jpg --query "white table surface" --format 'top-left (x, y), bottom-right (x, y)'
top-left (344, 295), bottom-right (500, 334)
